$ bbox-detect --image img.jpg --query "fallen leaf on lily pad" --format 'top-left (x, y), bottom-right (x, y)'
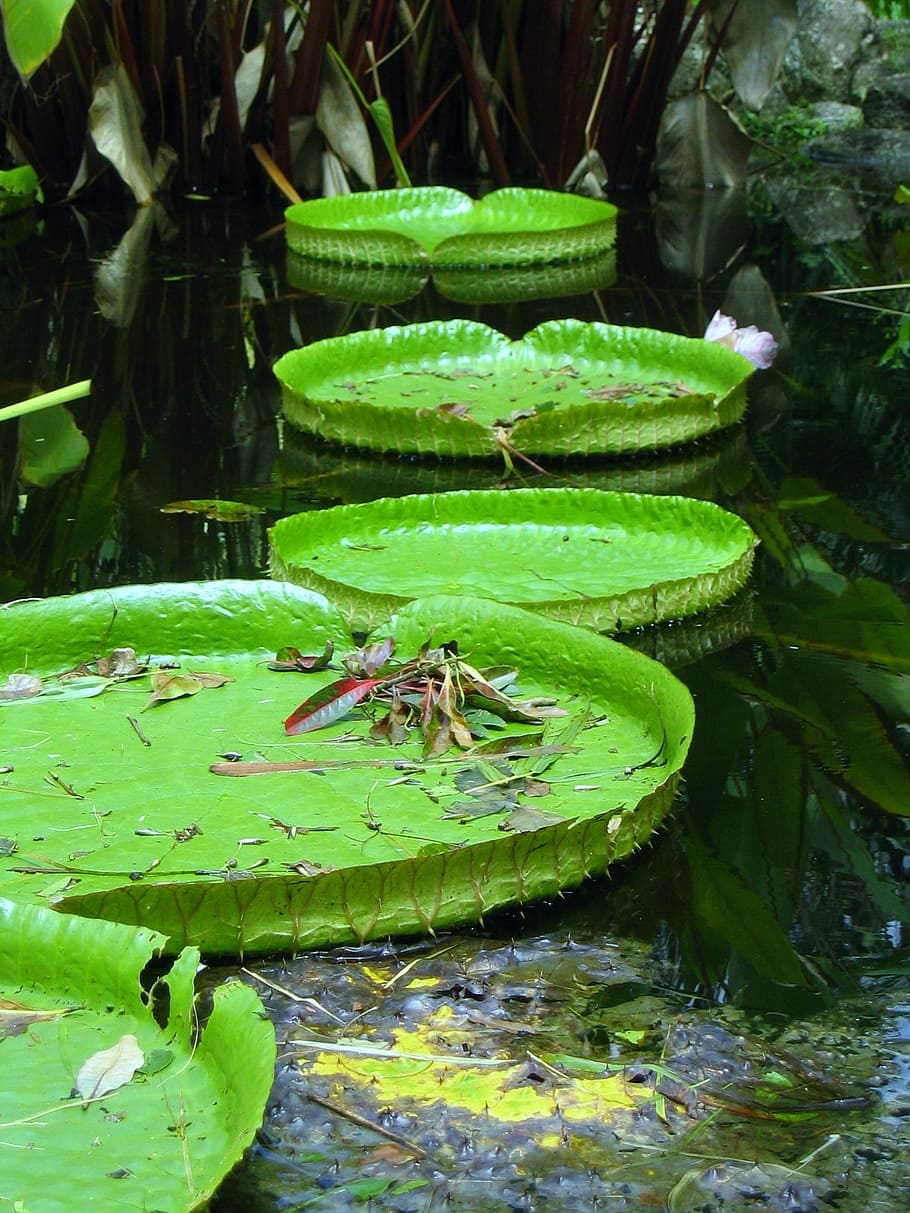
top-left (0, 996), bottom-right (74, 1039)
top-left (160, 499), bottom-right (264, 522)
top-left (143, 670), bottom-right (233, 710)
top-left (268, 640), bottom-right (335, 672)
top-left (0, 673), bottom-right (43, 701)
top-left (75, 1032), bottom-right (145, 1102)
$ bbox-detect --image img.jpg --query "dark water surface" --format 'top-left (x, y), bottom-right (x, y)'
top-left (2, 187), bottom-right (909, 1210)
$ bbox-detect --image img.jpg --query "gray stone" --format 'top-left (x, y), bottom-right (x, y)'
top-left (804, 127), bottom-right (910, 187)
top-left (808, 101), bottom-right (864, 131)
top-left (761, 179), bottom-right (865, 242)
top-left (784, 0), bottom-right (876, 103)
top-left (863, 74), bottom-right (910, 129)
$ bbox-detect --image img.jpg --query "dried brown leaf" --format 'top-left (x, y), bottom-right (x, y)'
top-left (75, 1033), bottom-right (145, 1102)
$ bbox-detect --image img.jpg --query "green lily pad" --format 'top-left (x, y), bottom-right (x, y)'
top-left (269, 488), bottom-right (758, 635)
top-left (0, 897), bottom-right (274, 1211)
top-left (284, 186), bottom-right (617, 268)
top-left (0, 582), bottom-right (692, 956)
top-left (274, 318), bottom-right (753, 458)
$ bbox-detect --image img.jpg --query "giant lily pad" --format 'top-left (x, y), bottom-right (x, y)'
top-left (269, 488), bottom-right (758, 635)
top-left (274, 318), bottom-right (753, 458)
top-left (0, 897), bottom-right (274, 1211)
top-left (284, 186), bottom-right (617, 268)
top-left (0, 581), bottom-right (692, 956)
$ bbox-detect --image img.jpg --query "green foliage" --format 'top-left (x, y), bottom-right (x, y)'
top-left (0, 0), bottom-right (75, 77)
top-left (739, 103), bottom-right (833, 160)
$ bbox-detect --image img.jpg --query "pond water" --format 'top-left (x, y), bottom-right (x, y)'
top-left (1, 182), bottom-right (909, 1210)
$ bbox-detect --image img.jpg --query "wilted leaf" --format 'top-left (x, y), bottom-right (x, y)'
top-left (343, 636), bottom-right (395, 678)
top-left (0, 996), bottom-right (74, 1039)
top-left (143, 671), bottom-right (204, 709)
top-left (268, 640), bottom-right (335, 672)
top-left (190, 671), bottom-right (234, 689)
top-left (142, 669), bottom-right (233, 710)
top-left (95, 647), bottom-right (144, 678)
top-left (708, 0), bottom-right (797, 111)
top-left (316, 51), bottom-right (376, 189)
top-left (656, 93), bottom-right (752, 189)
top-left (75, 1033), bottom-right (145, 1102)
top-left (89, 64), bottom-right (170, 205)
top-left (0, 673), bottom-right (43, 701)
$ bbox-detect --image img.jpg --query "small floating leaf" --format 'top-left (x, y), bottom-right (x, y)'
top-left (160, 499), bottom-right (263, 522)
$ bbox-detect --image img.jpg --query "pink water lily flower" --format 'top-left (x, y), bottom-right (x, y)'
top-left (704, 310), bottom-right (778, 370)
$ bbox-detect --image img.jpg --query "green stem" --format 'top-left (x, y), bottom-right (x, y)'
top-left (0, 379), bottom-right (92, 424)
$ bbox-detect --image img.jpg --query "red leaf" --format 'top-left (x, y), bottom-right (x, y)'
top-left (284, 677), bottom-right (385, 735)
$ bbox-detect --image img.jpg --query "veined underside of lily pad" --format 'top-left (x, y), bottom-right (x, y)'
top-left (285, 245), bottom-right (618, 304)
top-left (269, 488), bottom-right (758, 635)
top-left (0, 581), bottom-right (692, 956)
top-left (273, 318), bottom-right (754, 458)
top-left (284, 186), bottom-right (617, 268)
top-left (273, 426), bottom-right (751, 507)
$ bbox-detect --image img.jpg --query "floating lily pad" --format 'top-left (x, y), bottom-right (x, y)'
top-left (269, 488), bottom-right (757, 635)
top-left (284, 186), bottom-right (616, 269)
top-left (274, 318), bottom-right (753, 458)
top-left (0, 897), bottom-right (274, 1211)
top-left (0, 582), bottom-right (692, 956)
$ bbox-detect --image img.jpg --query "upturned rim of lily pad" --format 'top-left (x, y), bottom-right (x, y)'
top-left (268, 487), bottom-right (758, 636)
top-left (284, 185), bottom-right (617, 268)
top-left (274, 317), bottom-right (754, 458)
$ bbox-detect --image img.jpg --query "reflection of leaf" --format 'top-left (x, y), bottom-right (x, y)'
top-left (75, 1033), bottom-right (145, 1101)
top-left (777, 477), bottom-right (892, 542)
top-left (685, 832), bottom-right (806, 985)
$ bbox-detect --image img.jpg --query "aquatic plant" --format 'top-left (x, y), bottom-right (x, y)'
top-left (0, 1), bottom-right (736, 199)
